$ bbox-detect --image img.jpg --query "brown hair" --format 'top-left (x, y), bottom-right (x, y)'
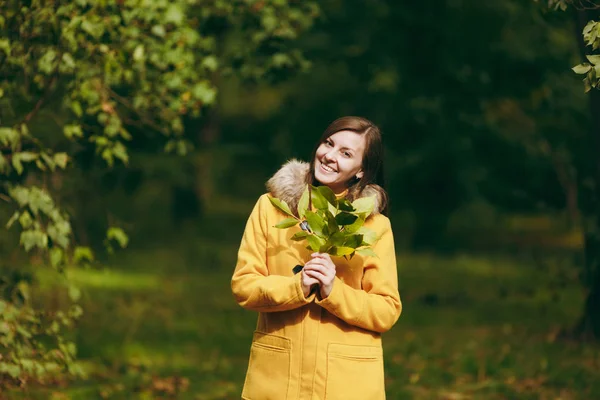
top-left (307, 116), bottom-right (389, 215)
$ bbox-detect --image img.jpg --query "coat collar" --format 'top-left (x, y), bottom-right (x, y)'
top-left (265, 159), bottom-right (384, 218)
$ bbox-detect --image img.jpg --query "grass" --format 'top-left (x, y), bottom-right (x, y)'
top-left (12, 245), bottom-right (600, 400)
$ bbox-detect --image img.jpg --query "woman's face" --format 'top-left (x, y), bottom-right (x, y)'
top-left (314, 130), bottom-right (366, 194)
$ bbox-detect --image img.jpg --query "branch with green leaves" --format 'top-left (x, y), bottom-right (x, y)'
top-left (572, 20), bottom-right (600, 92)
top-left (269, 185), bottom-right (379, 259)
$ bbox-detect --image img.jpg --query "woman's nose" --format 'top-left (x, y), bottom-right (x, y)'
top-left (323, 150), bottom-right (336, 162)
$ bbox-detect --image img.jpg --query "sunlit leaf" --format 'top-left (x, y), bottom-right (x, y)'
top-left (54, 153), bottom-right (68, 169)
top-left (49, 247), bottom-right (63, 268)
top-left (356, 227), bottom-right (378, 245)
top-left (305, 210), bottom-right (325, 236)
top-left (290, 231), bottom-right (309, 241)
top-left (356, 247), bottom-right (378, 258)
top-left (317, 185), bottom-right (337, 205)
top-left (311, 186), bottom-right (328, 210)
top-left (268, 196), bottom-right (294, 217)
top-left (352, 196), bottom-right (376, 217)
top-left (331, 246), bottom-right (355, 256)
top-left (106, 227), bottom-right (128, 248)
top-left (298, 185), bottom-right (309, 219)
top-left (275, 217), bottom-right (298, 229)
top-left (306, 234), bottom-right (326, 252)
top-left (572, 64), bottom-right (592, 74)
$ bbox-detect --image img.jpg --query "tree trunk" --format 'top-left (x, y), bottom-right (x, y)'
top-left (574, 8), bottom-right (600, 339)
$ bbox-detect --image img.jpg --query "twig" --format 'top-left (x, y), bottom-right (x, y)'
top-left (23, 75), bottom-right (58, 124)
top-left (0, 193), bottom-right (11, 202)
top-left (107, 87), bottom-right (170, 136)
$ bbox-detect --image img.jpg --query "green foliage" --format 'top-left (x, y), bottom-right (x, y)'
top-left (0, 0), bottom-right (318, 389)
top-left (270, 185), bottom-right (378, 259)
top-left (0, 299), bottom-right (85, 388)
top-left (572, 21), bottom-right (600, 92)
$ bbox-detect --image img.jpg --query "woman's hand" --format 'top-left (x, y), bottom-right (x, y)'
top-left (300, 267), bottom-right (320, 298)
top-left (303, 253), bottom-right (336, 298)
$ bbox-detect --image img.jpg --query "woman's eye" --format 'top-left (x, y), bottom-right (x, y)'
top-left (343, 152), bottom-right (352, 158)
top-left (325, 140), bottom-right (333, 147)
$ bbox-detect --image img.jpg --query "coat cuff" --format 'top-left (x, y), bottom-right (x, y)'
top-left (294, 272), bottom-right (317, 303)
top-left (314, 276), bottom-right (344, 311)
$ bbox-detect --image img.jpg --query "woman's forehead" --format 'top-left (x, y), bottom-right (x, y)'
top-left (328, 130), bottom-right (366, 151)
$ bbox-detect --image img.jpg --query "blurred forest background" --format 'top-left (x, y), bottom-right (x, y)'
top-left (1, 0), bottom-right (600, 399)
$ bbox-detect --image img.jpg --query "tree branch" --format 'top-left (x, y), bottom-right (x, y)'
top-left (106, 88), bottom-right (170, 136)
top-left (23, 74), bottom-right (58, 124)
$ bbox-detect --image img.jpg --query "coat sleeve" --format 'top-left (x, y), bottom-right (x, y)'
top-left (231, 194), bottom-right (316, 312)
top-left (315, 216), bottom-right (401, 333)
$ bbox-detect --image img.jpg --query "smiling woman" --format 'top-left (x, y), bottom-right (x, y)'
top-left (231, 116), bottom-right (401, 400)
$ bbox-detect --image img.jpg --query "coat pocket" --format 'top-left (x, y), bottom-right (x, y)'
top-left (325, 343), bottom-right (385, 400)
top-left (242, 331), bottom-right (292, 400)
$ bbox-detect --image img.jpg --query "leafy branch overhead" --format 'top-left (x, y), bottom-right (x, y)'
top-left (0, 0), bottom-right (319, 389)
top-left (269, 185), bottom-right (379, 259)
top-left (572, 21), bottom-right (600, 92)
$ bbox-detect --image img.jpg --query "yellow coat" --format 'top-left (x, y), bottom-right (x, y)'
top-left (231, 160), bottom-right (402, 400)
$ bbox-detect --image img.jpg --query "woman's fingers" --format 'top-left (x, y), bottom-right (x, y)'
top-left (304, 269), bottom-right (327, 283)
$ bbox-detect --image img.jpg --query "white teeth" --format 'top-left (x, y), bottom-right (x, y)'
top-left (321, 164), bottom-right (335, 173)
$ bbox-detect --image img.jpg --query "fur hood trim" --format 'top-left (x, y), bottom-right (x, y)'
top-left (265, 159), bottom-right (383, 217)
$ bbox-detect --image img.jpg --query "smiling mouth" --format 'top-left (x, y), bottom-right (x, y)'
top-left (320, 162), bottom-right (336, 173)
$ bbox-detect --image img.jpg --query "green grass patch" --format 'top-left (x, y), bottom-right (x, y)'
top-left (18, 250), bottom-right (600, 399)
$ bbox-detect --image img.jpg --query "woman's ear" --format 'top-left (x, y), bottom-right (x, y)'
top-left (356, 170), bottom-right (364, 179)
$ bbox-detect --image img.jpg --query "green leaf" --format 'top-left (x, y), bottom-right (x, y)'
top-left (343, 234), bottom-right (363, 249)
top-left (0, 127), bottom-right (19, 147)
top-left (329, 231), bottom-right (346, 246)
top-left (64, 124), bottom-right (83, 139)
top-left (306, 234), bottom-right (326, 252)
top-left (268, 196), bottom-right (294, 217)
top-left (133, 45), bottom-right (145, 61)
top-left (12, 156), bottom-right (23, 175)
top-left (54, 153), bottom-right (68, 169)
top-left (305, 210), bottom-right (325, 236)
top-left (74, 246), bottom-right (94, 263)
top-left (290, 231), bottom-right (309, 241)
top-left (6, 211), bottom-right (19, 229)
top-left (17, 152), bottom-right (38, 162)
top-left (201, 55), bottom-right (219, 72)
top-left (107, 227), bottom-right (128, 248)
top-left (352, 196), bottom-right (376, 217)
top-left (586, 55), bottom-right (600, 65)
top-left (112, 142), bottom-right (129, 165)
top-left (20, 230), bottom-right (48, 251)
top-left (338, 198), bottom-right (353, 211)
top-left (164, 4), bottom-right (184, 25)
top-left (1, 363), bottom-right (21, 378)
top-left (68, 285), bottom-right (81, 302)
top-left (49, 247), bottom-right (63, 268)
top-left (330, 246), bottom-right (355, 257)
top-left (41, 153), bottom-right (56, 171)
top-left (18, 211), bottom-right (33, 229)
top-left (335, 212), bottom-right (358, 226)
top-left (297, 186), bottom-right (309, 219)
top-left (344, 216), bottom-right (366, 234)
top-left (275, 217), bottom-right (298, 229)
top-left (317, 186), bottom-right (337, 205)
top-left (356, 227), bottom-right (378, 246)
top-left (572, 64), bottom-right (592, 74)
top-left (311, 186), bottom-right (329, 210)
top-left (324, 209), bottom-right (338, 234)
top-left (192, 81), bottom-right (217, 105)
top-left (356, 247), bottom-right (378, 258)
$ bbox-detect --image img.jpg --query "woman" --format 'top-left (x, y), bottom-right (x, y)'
top-left (231, 116), bottom-right (402, 400)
